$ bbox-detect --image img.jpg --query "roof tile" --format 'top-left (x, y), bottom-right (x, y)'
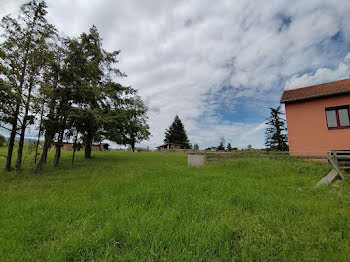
top-left (281, 78), bottom-right (350, 103)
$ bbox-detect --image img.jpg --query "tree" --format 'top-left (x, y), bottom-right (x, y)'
top-left (217, 136), bottom-right (225, 151)
top-left (164, 115), bottom-right (190, 148)
top-left (226, 143), bottom-right (232, 151)
top-left (33, 37), bottom-right (64, 172)
top-left (62, 26), bottom-right (131, 159)
top-left (59, 28), bottom-right (101, 159)
top-left (0, 0), bottom-right (56, 171)
top-left (0, 134), bottom-right (5, 147)
top-left (265, 105), bottom-right (289, 151)
top-left (15, 17), bottom-right (56, 171)
top-left (121, 96), bottom-right (150, 152)
top-left (193, 143), bottom-right (199, 150)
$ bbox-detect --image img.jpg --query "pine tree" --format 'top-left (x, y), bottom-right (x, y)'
top-left (265, 105), bottom-right (289, 151)
top-left (164, 115), bottom-right (190, 148)
top-left (226, 143), bottom-right (233, 151)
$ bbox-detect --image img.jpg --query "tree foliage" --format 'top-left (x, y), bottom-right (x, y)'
top-left (265, 105), bottom-right (289, 151)
top-left (164, 115), bottom-right (190, 148)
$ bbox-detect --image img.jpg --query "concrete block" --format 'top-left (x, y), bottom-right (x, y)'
top-left (188, 153), bottom-right (205, 167)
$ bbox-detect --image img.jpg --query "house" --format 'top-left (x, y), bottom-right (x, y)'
top-left (62, 142), bottom-right (74, 151)
top-left (89, 143), bottom-right (110, 151)
top-left (60, 142), bottom-right (109, 152)
top-left (91, 144), bottom-right (101, 151)
top-left (101, 143), bottom-right (110, 151)
top-left (281, 78), bottom-right (350, 156)
top-left (157, 143), bottom-right (184, 152)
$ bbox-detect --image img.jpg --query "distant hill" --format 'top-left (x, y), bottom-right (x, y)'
top-left (0, 134), bottom-right (43, 143)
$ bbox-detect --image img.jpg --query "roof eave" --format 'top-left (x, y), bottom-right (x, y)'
top-left (281, 90), bottom-right (350, 104)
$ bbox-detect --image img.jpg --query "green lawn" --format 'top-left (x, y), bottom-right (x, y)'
top-left (1, 147), bottom-right (350, 261)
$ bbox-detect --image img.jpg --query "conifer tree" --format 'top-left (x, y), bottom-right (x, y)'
top-left (164, 115), bottom-right (190, 148)
top-left (265, 105), bottom-right (289, 151)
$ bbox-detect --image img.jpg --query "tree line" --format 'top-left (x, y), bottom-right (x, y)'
top-left (0, 0), bottom-right (150, 172)
top-left (162, 109), bottom-right (289, 152)
top-left (205, 137), bottom-right (238, 151)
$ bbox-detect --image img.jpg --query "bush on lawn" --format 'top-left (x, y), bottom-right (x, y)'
top-left (0, 134), bottom-right (6, 147)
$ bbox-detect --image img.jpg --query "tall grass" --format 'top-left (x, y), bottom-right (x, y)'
top-left (0, 147), bottom-right (350, 261)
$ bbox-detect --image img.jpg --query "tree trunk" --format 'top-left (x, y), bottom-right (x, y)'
top-left (6, 60), bottom-right (28, 171)
top-left (15, 121), bottom-right (27, 171)
top-left (34, 108), bottom-right (44, 164)
top-left (33, 130), bottom-right (54, 173)
top-left (72, 133), bottom-right (78, 166)
top-left (54, 145), bottom-right (61, 167)
top-left (43, 147), bottom-right (48, 163)
top-left (5, 109), bottom-right (19, 171)
top-left (43, 113), bottom-right (55, 166)
top-left (85, 143), bottom-right (92, 158)
top-left (84, 134), bottom-right (92, 159)
top-left (54, 128), bottom-right (64, 167)
top-left (16, 78), bottom-right (34, 171)
top-left (131, 137), bottom-right (135, 152)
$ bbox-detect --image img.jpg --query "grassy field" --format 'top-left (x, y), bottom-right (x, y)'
top-left (1, 146), bottom-right (350, 261)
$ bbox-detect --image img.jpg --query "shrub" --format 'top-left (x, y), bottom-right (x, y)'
top-left (0, 134), bottom-right (6, 147)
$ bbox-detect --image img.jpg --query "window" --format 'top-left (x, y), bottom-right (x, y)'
top-left (325, 105), bottom-right (350, 129)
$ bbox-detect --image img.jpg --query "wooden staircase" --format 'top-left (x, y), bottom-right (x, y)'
top-left (332, 150), bottom-right (350, 173)
top-left (316, 150), bottom-right (349, 187)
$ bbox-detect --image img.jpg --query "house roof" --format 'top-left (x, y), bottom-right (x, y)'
top-left (135, 147), bottom-right (149, 150)
top-left (157, 143), bottom-right (182, 148)
top-left (281, 78), bottom-right (350, 103)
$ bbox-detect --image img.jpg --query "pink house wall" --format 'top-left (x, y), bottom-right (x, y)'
top-left (285, 94), bottom-right (350, 156)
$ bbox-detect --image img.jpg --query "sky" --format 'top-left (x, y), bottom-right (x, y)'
top-left (1, 0), bottom-right (350, 149)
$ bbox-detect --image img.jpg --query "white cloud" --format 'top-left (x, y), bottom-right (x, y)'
top-left (1, 0), bottom-right (350, 149)
top-left (285, 51), bottom-right (350, 90)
